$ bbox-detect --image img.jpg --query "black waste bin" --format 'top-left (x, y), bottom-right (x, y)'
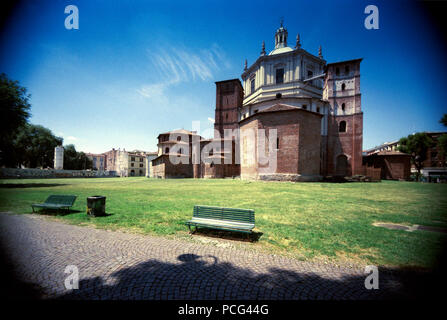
top-left (87, 196), bottom-right (106, 216)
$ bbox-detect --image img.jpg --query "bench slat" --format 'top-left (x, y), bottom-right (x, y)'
top-left (193, 212), bottom-right (254, 220)
top-left (32, 195), bottom-right (77, 213)
top-left (187, 205), bottom-right (255, 234)
top-left (186, 219), bottom-right (253, 229)
top-left (44, 195), bottom-right (77, 206)
top-left (189, 218), bottom-right (254, 228)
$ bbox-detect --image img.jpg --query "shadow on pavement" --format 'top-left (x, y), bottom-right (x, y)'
top-left (190, 228), bottom-right (263, 242)
top-left (0, 242), bottom-right (45, 300)
top-left (53, 251), bottom-right (445, 301)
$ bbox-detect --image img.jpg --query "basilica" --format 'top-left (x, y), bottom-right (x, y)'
top-left (151, 23), bottom-right (364, 181)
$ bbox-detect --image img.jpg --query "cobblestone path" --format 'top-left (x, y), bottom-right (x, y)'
top-left (0, 213), bottom-right (421, 300)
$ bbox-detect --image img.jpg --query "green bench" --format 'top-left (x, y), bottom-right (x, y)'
top-left (185, 205), bottom-right (255, 238)
top-left (31, 195), bottom-right (77, 214)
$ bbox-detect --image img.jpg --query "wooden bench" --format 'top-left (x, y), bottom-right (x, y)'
top-left (31, 195), bottom-right (77, 214)
top-left (185, 205), bottom-right (255, 238)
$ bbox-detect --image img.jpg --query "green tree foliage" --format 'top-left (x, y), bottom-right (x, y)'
top-left (0, 74), bottom-right (92, 170)
top-left (439, 114), bottom-right (447, 162)
top-left (398, 132), bottom-right (434, 178)
top-left (63, 144), bottom-right (93, 170)
top-left (440, 114), bottom-right (447, 127)
top-left (438, 134), bottom-right (447, 163)
top-left (0, 73), bottom-right (31, 166)
top-left (13, 124), bottom-right (63, 168)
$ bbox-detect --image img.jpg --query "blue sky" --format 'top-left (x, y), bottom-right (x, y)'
top-left (1, 0), bottom-right (446, 153)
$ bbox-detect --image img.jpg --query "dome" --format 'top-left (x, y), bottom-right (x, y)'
top-left (269, 46), bottom-right (294, 55)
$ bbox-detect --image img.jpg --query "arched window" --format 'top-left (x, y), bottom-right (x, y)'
top-left (179, 148), bottom-right (182, 154)
top-left (339, 121), bottom-right (347, 133)
top-left (251, 77), bottom-right (255, 93)
top-left (345, 66), bottom-right (350, 74)
top-left (341, 83), bottom-right (346, 91)
top-left (335, 155), bottom-right (348, 176)
top-left (335, 67), bottom-right (340, 76)
top-left (177, 136), bottom-right (181, 141)
top-left (341, 103), bottom-right (345, 111)
top-left (165, 147), bottom-right (169, 153)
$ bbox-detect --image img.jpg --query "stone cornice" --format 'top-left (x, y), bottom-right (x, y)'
top-left (241, 48), bottom-right (326, 79)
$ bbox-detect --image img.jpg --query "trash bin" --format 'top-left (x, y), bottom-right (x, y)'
top-left (87, 196), bottom-right (106, 216)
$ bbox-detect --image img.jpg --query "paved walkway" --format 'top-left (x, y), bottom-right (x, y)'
top-left (0, 213), bottom-right (423, 300)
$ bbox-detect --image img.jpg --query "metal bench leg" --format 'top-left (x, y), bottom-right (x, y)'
top-left (188, 225), bottom-right (197, 234)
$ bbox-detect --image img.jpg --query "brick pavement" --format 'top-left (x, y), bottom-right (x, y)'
top-left (0, 213), bottom-right (426, 300)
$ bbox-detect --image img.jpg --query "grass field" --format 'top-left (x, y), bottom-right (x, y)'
top-left (1, 177), bottom-right (446, 268)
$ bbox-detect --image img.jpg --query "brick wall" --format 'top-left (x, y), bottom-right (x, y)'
top-left (326, 113), bottom-right (363, 176)
top-left (151, 155), bottom-right (193, 178)
top-left (324, 59), bottom-right (363, 177)
top-left (383, 155), bottom-right (411, 180)
top-left (214, 79), bottom-right (243, 138)
top-left (365, 166), bottom-right (382, 181)
top-left (363, 153), bottom-right (411, 180)
top-left (240, 109), bottom-right (322, 180)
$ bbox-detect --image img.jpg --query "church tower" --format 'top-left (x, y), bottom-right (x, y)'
top-left (324, 59), bottom-right (363, 176)
top-left (214, 79), bottom-right (243, 139)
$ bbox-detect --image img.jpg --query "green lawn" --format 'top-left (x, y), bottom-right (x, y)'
top-left (1, 177), bottom-right (446, 268)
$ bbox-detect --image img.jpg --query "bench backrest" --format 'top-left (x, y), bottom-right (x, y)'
top-left (44, 195), bottom-right (77, 206)
top-left (193, 205), bottom-right (255, 224)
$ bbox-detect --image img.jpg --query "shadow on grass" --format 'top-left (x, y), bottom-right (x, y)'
top-left (0, 183), bottom-right (69, 188)
top-left (189, 227), bottom-right (263, 242)
top-left (34, 210), bottom-right (115, 217)
top-left (87, 213), bottom-right (114, 218)
top-left (322, 176), bottom-right (381, 183)
top-left (32, 209), bottom-right (82, 216)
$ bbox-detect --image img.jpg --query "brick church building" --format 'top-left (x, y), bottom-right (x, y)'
top-left (151, 23), bottom-right (364, 181)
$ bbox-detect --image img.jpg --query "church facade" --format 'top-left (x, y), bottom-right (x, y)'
top-left (151, 23), bottom-right (364, 181)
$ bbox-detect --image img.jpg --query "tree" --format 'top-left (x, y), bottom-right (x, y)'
top-left (0, 73), bottom-right (31, 166)
top-left (63, 144), bottom-right (92, 170)
top-left (398, 132), bottom-right (434, 179)
top-left (13, 124), bottom-right (63, 168)
top-left (440, 114), bottom-right (447, 127)
top-left (439, 114), bottom-right (447, 162)
top-left (439, 134), bottom-right (447, 164)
